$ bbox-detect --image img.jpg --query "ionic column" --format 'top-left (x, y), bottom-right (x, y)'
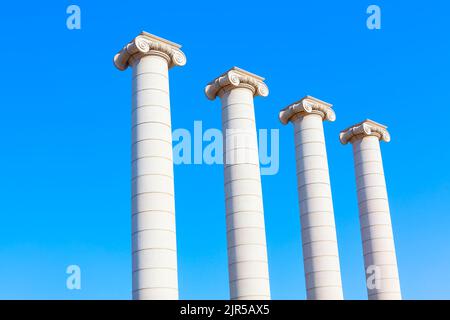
top-left (279, 96), bottom-right (343, 300)
top-left (340, 119), bottom-right (401, 300)
top-left (114, 31), bottom-right (186, 300)
top-left (205, 67), bottom-right (271, 300)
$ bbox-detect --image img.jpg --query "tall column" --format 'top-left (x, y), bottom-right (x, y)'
top-left (205, 67), bottom-right (271, 300)
top-left (279, 96), bottom-right (343, 300)
top-left (340, 119), bottom-right (401, 300)
top-left (114, 32), bottom-right (186, 300)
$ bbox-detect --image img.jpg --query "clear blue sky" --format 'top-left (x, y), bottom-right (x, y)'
top-left (0, 0), bottom-right (449, 299)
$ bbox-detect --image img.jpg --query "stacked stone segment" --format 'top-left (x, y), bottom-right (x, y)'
top-left (279, 96), bottom-right (343, 300)
top-left (205, 67), bottom-right (271, 300)
top-left (114, 32), bottom-right (186, 300)
top-left (340, 119), bottom-right (401, 300)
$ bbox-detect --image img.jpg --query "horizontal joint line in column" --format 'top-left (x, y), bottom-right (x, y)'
top-left (226, 193), bottom-right (261, 200)
top-left (224, 147), bottom-right (259, 154)
top-left (227, 226), bottom-right (265, 234)
top-left (356, 172), bottom-right (385, 179)
top-left (296, 156), bottom-right (328, 163)
top-left (132, 228), bottom-right (176, 236)
top-left (354, 159), bottom-right (384, 171)
top-left (296, 168), bottom-right (328, 176)
top-left (366, 276), bottom-right (400, 282)
top-left (223, 102), bottom-right (254, 110)
top-left (359, 210), bottom-right (390, 219)
top-left (302, 240), bottom-right (338, 246)
top-left (368, 289), bottom-right (401, 296)
top-left (361, 223), bottom-right (392, 231)
top-left (305, 269), bottom-right (341, 276)
top-left (132, 137), bottom-right (172, 146)
top-left (355, 160), bottom-right (383, 168)
top-left (298, 182), bottom-right (331, 190)
top-left (353, 149), bottom-right (380, 158)
top-left (228, 243), bottom-right (267, 250)
top-left (132, 155), bottom-right (173, 163)
top-left (300, 210), bottom-right (334, 217)
top-left (225, 163), bottom-right (259, 169)
top-left (132, 210), bottom-right (175, 217)
top-left (233, 295), bottom-right (270, 300)
top-left (230, 277), bottom-right (269, 283)
top-left (132, 266), bottom-right (177, 274)
top-left (362, 237), bottom-right (394, 243)
top-left (304, 254), bottom-right (340, 261)
top-left (307, 285), bottom-right (342, 291)
top-left (302, 225), bottom-right (337, 232)
top-left (132, 105), bottom-right (170, 114)
top-left (354, 147), bottom-right (380, 154)
top-left (132, 248), bottom-right (177, 254)
top-left (132, 71), bottom-right (168, 80)
top-left (132, 121), bottom-right (172, 130)
top-left (358, 198), bottom-right (389, 207)
top-left (132, 287), bottom-right (178, 293)
top-left (300, 196), bottom-right (332, 202)
top-left (132, 173), bottom-right (174, 181)
top-left (223, 117), bottom-right (256, 125)
top-left (132, 191), bottom-right (174, 199)
top-left (226, 210), bottom-right (264, 217)
top-left (363, 250), bottom-right (396, 257)
top-left (303, 239), bottom-right (338, 246)
top-left (295, 127), bottom-right (324, 134)
top-left (296, 154), bottom-right (326, 160)
top-left (226, 194), bottom-right (262, 201)
top-left (133, 88), bottom-right (169, 95)
top-left (223, 134), bottom-right (258, 141)
top-left (295, 141), bottom-right (325, 149)
top-left (364, 263), bottom-right (398, 268)
top-left (224, 177), bottom-right (261, 186)
top-left (225, 162), bottom-right (260, 168)
top-left (357, 185), bottom-right (386, 193)
top-left (368, 289), bottom-right (400, 296)
top-left (228, 260), bottom-right (268, 267)
top-left (224, 133), bottom-right (256, 139)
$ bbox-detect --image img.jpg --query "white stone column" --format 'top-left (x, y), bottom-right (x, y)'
top-left (114, 32), bottom-right (186, 300)
top-left (340, 119), bottom-right (401, 300)
top-left (279, 96), bottom-right (343, 300)
top-left (205, 67), bottom-right (271, 300)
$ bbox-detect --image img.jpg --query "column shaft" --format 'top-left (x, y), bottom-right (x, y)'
top-left (352, 136), bottom-right (401, 300)
top-left (222, 87), bottom-right (271, 300)
top-left (131, 54), bottom-right (178, 300)
top-left (293, 113), bottom-right (343, 300)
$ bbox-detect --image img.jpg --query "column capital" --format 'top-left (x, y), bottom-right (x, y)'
top-left (340, 119), bottom-right (390, 145)
top-left (114, 31), bottom-right (187, 71)
top-left (204, 67), bottom-right (269, 100)
top-left (279, 96), bottom-right (336, 125)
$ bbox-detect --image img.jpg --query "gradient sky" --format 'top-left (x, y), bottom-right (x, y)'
top-left (0, 0), bottom-right (449, 299)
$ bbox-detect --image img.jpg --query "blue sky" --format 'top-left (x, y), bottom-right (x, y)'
top-left (0, 0), bottom-right (449, 299)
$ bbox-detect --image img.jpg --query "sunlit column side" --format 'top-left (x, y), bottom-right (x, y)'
top-left (340, 119), bottom-right (401, 300)
top-left (279, 96), bottom-right (343, 300)
top-left (205, 67), bottom-right (271, 300)
top-left (114, 31), bottom-right (186, 300)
